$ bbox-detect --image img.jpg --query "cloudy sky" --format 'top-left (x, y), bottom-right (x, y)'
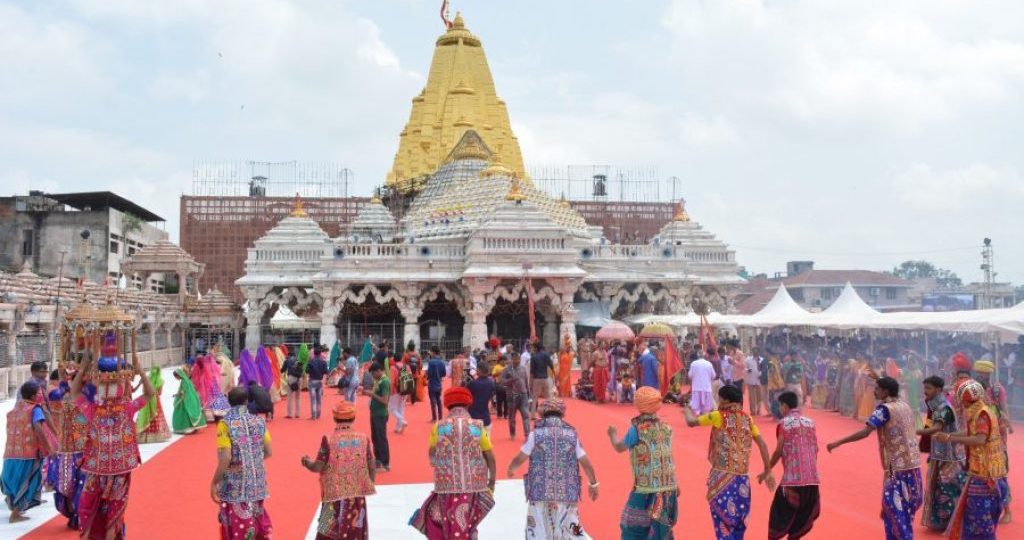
top-left (3, 0), bottom-right (1023, 283)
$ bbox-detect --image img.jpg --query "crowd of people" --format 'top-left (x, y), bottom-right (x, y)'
top-left (0, 328), bottom-right (1017, 540)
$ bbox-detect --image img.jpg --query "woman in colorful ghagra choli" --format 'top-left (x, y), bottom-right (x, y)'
top-left (136, 367), bottom-right (171, 444)
top-left (171, 368), bottom-right (207, 435)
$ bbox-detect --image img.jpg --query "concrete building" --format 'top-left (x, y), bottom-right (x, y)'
top-left (0, 191), bottom-right (169, 290)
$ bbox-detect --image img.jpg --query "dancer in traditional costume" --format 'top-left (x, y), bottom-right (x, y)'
top-left (192, 352), bottom-right (230, 421)
top-left (917, 375), bottom-right (966, 531)
top-left (507, 397), bottom-right (599, 539)
top-left (827, 376), bottom-right (923, 540)
top-left (837, 359), bottom-right (857, 417)
top-left (171, 368), bottom-right (206, 435)
top-left (301, 401), bottom-right (376, 540)
top-left (557, 336), bottom-right (575, 398)
top-left (211, 387), bottom-right (273, 540)
top-left (237, 349), bottom-right (262, 388)
top-left (71, 334), bottom-right (156, 540)
top-left (973, 359), bottom-right (1013, 523)
top-left (591, 340), bottom-right (610, 404)
top-left (767, 391), bottom-right (820, 540)
top-left (135, 367), bottom-right (171, 444)
top-left (854, 359), bottom-right (878, 421)
top-left (683, 385), bottom-right (774, 539)
top-left (2, 381), bottom-right (48, 523)
top-left (938, 379), bottom-right (1010, 539)
top-left (823, 357), bottom-right (840, 411)
top-left (46, 380), bottom-right (88, 528)
top-left (410, 387), bottom-right (496, 539)
top-left (607, 386), bottom-right (678, 539)
top-left (766, 355), bottom-right (786, 419)
top-left (254, 347), bottom-right (278, 402)
top-left (904, 356), bottom-right (924, 429)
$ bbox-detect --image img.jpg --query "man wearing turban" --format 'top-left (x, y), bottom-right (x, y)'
top-left (936, 380), bottom-right (1010, 538)
top-left (607, 386), bottom-right (678, 539)
top-left (971, 359), bottom-right (1013, 523)
top-left (410, 387), bottom-right (496, 539)
top-left (683, 384), bottom-right (775, 539)
top-left (301, 401), bottom-right (376, 539)
top-left (507, 398), bottom-right (599, 539)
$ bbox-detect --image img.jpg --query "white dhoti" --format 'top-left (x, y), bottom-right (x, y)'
top-left (526, 501), bottom-right (586, 539)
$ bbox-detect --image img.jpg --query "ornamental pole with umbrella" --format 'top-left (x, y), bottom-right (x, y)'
top-left (596, 321), bottom-right (635, 342)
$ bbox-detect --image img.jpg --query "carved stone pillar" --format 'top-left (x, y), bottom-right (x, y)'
top-left (245, 310), bottom-right (263, 352)
top-left (401, 307), bottom-right (423, 351)
top-left (462, 277), bottom-right (497, 349)
top-left (320, 303), bottom-right (340, 347)
top-left (540, 307), bottom-right (558, 351)
top-left (466, 306), bottom-right (488, 350)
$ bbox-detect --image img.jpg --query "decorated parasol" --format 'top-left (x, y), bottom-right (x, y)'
top-left (639, 322), bottom-right (675, 339)
top-left (595, 321), bottom-right (635, 341)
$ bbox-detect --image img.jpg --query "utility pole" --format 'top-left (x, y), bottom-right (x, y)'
top-left (981, 238), bottom-right (994, 309)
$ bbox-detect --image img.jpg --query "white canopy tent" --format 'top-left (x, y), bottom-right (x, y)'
top-left (747, 284), bottom-right (812, 327)
top-left (814, 282), bottom-right (882, 329)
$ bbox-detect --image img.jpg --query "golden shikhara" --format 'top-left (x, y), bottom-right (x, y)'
top-left (386, 13), bottom-right (526, 194)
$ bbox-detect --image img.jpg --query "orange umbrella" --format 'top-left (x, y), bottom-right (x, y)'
top-left (596, 321), bottom-right (635, 341)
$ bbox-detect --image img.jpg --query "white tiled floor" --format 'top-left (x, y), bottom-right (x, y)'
top-left (304, 479), bottom-right (594, 539)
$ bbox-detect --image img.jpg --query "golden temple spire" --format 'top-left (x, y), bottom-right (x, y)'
top-left (291, 192), bottom-right (308, 217)
top-left (387, 11), bottom-right (525, 193)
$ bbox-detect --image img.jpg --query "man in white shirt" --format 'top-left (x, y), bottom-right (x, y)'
top-left (688, 351), bottom-right (717, 414)
top-left (744, 350), bottom-right (764, 416)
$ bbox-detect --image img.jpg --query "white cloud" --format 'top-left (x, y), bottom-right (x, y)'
top-left (893, 163), bottom-right (1024, 211)
top-left (679, 115), bottom-right (738, 146)
top-left (150, 70), bottom-right (210, 102)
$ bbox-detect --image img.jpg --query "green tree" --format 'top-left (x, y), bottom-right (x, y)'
top-left (890, 260), bottom-right (963, 288)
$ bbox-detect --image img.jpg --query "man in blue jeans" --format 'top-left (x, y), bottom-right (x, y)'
top-left (426, 346), bottom-right (447, 422)
top-left (341, 347), bottom-right (360, 403)
top-left (306, 344), bottom-right (329, 419)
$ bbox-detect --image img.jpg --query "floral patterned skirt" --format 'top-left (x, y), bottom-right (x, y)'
top-left (526, 501), bottom-right (586, 539)
top-left (316, 497), bottom-right (367, 540)
top-left (219, 500), bottom-right (272, 540)
top-left (946, 475), bottom-right (1008, 540)
top-left (409, 491), bottom-right (494, 540)
top-left (707, 472), bottom-right (751, 540)
top-left (920, 459), bottom-right (965, 531)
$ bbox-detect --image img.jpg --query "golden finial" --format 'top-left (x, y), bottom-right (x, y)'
top-left (505, 173), bottom-right (525, 203)
top-left (480, 152), bottom-right (511, 178)
top-left (452, 12), bottom-right (465, 29)
top-left (291, 192), bottom-right (308, 217)
top-left (673, 198), bottom-right (690, 222)
top-left (370, 194), bottom-right (382, 204)
top-left (559, 193), bottom-right (571, 209)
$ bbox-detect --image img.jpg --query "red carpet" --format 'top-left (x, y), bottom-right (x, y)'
top-left (21, 384), bottom-right (1024, 539)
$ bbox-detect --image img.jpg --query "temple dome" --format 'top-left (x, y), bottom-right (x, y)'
top-left (348, 198), bottom-right (397, 243)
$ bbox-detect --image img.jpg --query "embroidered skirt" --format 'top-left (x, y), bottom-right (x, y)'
top-left (707, 471), bottom-right (751, 540)
top-left (1, 457), bottom-right (43, 513)
top-left (219, 500), bottom-right (273, 540)
top-left (138, 401), bottom-right (172, 444)
top-left (46, 452), bottom-right (84, 527)
top-left (920, 459), bottom-right (965, 531)
top-left (316, 497), bottom-right (367, 540)
top-left (768, 485), bottom-right (820, 540)
top-left (79, 473), bottom-right (131, 540)
top-left (946, 475), bottom-right (1008, 540)
top-left (619, 490), bottom-right (678, 540)
top-left (526, 501), bottom-right (586, 539)
top-left (881, 468), bottom-right (922, 540)
top-left (409, 491), bottom-right (495, 540)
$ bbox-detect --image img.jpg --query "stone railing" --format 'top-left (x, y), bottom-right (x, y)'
top-left (254, 248), bottom-right (322, 262)
top-left (330, 243), bottom-right (466, 260)
top-left (585, 244), bottom-right (734, 264)
top-left (481, 237), bottom-right (567, 251)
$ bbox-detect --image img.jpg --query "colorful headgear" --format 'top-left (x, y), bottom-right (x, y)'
top-left (951, 352), bottom-right (972, 373)
top-left (635, 387), bottom-right (662, 414)
top-left (957, 379), bottom-right (985, 405)
top-left (489, 336), bottom-right (501, 350)
top-left (538, 397), bottom-right (566, 416)
top-left (332, 401), bottom-right (356, 421)
top-left (443, 387), bottom-right (473, 409)
top-left (973, 360), bottom-right (995, 374)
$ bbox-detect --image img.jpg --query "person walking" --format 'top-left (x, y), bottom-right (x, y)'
top-left (767, 391), bottom-right (821, 540)
top-left (2, 381), bottom-right (48, 524)
top-left (301, 401), bottom-right (376, 539)
top-left (341, 347), bottom-right (359, 402)
top-left (211, 387), bottom-right (273, 540)
top-left (745, 348), bottom-right (764, 416)
top-left (491, 356), bottom-right (508, 419)
top-left (607, 387), bottom-right (678, 539)
top-left (363, 363), bottom-right (391, 472)
top-left (683, 385), bottom-right (775, 539)
top-left (283, 351), bottom-right (304, 418)
top-left (388, 355), bottom-right (409, 433)
top-left (827, 377), bottom-right (923, 540)
top-left (501, 352), bottom-right (532, 440)
top-left (529, 343), bottom-right (554, 417)
top-left (467, 363), bottom-right (496, 436)
top-left (410, 387), bottom-right (496, 539)
top-left (426, 347), bottom-right (447, 422)
top-left (638, 345), bottom-right (660, 390)
top-left (307, 344), bottom-right (329, 420)
top-left (688, 350), bottom-right (717, 415)
top-left (507, 397), bottom-right (599, 539)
